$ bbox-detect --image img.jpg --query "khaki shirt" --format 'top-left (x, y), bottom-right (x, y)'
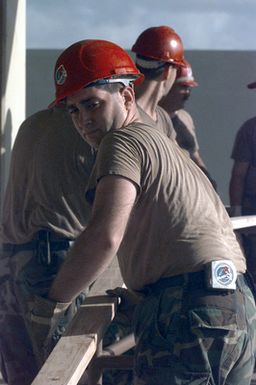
top-left (1, 107), bottom-right (95, 243)
top-left (87, 122), bottom-right (245, 291)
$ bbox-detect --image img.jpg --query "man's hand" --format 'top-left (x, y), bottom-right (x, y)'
top-left (27, 294), bottom-right (71, 366)
top-left (106, 286), bottom-right (143, 319)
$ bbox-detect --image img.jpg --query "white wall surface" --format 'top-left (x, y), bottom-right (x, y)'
top-left (1, 0), bottom-right (26, 207)
top-left (26, 49), bottom-right (256, 205)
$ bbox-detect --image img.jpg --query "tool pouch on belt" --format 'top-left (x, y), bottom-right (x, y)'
top-left (27, 294), bottom-right (71, 367)
top-left (36, 230), bottom-right (71, 266)
top-left (37, 230), bottom-right (51, 266)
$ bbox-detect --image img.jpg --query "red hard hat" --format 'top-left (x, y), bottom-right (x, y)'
top-left (175, 59), bottom-right (198, 87)
top-left (131, 26), bottom-right (185, 67)
top-left (50, 39), bottom-right (144, 106)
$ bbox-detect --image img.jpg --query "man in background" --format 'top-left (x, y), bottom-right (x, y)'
top-left (131, 25), bottom-right (186, 140)
top-left (229, 79), bottom-right (256, 284)
top-left (0, 106), bottom-right (95, 385)
top-left (159, 59), bottom-right (217, 189)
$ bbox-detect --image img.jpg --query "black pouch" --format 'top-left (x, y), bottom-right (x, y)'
top-left (37, 230), bottom-right (51, 266)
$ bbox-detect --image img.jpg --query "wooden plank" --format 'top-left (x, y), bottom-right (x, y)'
top-left (103, 333), bottom-right (135, 356)
top-left (66, 295), bottom-right (118, 337)
top-left (32, 335), bottom-right (96, 385)
top-left (32, 295), bottom-right (118, 385)
top-left (231, 215), bottom-right (256, 230)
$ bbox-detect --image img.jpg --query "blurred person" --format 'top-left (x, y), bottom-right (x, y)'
top-left (159, 59), bottom-right (217, 189)
top-left (0, 106), bottom-right (95, 385)
top-left (229, 79), bottom-right (256, 284)
top-left (35, 39), bottom-right (256, 385)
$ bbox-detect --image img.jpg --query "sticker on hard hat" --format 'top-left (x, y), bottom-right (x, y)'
top-left (205, 260), bottom-right (237, 290)
top-left (55, 64), bottom-right (67, 85)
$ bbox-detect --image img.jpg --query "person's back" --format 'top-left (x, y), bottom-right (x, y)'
top-left (1, 107), bottom-right (94, 243)
top-left (0, 106), bottom-right (95, 385)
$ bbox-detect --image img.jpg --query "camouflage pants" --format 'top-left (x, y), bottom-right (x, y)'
top-left (0, 246), bottom-right (85, 385)
top-left (103, 310), bottom-right (134, 385)
top-left (133, 272), bottom-right (256, 385)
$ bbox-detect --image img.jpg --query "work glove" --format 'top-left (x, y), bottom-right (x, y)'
top-left (27, 294), bottom-right (71, 367)
top-left (104, 287), bottom-right (141, 349)
top-left (106, 287), bottom-right (143, 322)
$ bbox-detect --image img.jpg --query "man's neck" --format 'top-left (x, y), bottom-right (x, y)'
top-left (135, 81), bottom-right (164, 121)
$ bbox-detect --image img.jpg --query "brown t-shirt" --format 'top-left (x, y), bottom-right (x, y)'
top-left (1, 107), bottom-right (95, 243)
top-left (87, 122), bottom-right (245, 291)
top-left (138, 104), bottom-right (176, 140)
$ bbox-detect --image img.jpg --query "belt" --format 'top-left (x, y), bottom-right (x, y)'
top-left (2, 229), bottom-right (73, 254)
top-left (143, 271), bottom-right (206, 294)
top-left (141, 271), bottom-right (244, 295)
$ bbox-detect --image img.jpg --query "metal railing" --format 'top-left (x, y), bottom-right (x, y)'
top-left (32, 215), bottom-right (256, 385)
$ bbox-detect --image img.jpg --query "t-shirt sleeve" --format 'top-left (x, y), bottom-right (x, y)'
top-left (85, 130), bottom-right (142, 204)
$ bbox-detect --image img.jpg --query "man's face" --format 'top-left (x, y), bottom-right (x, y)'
top-left (66, 85), bottom-right (128, 148)
top-left (164, 83), bottom-right (191, 112)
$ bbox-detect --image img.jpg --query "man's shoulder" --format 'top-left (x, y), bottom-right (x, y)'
top-left (175, 109), bottom-right (194, 126)
top-left (156, 105), bottom-right (173, 125)
top-left (156, 106), bottom-right (176, 140)
top-left (238, 116), bottom-right (256, 132)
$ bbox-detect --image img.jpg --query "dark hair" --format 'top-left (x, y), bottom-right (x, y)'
top-left (135, 55), bottom-right (169, 80)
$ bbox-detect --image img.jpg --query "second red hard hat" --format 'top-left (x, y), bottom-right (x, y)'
top-left (132, 25), bottom-right (186, 67)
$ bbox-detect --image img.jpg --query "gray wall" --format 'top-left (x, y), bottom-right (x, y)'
top-left (26, 49), bottom-right (256, 205)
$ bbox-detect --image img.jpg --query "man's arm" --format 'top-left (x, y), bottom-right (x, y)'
top-left (229, 160), bottom-right (249, 216)
top-left (48, 175), bottom-right (137, 302)
top-left (190, 150), bottom-right (207, 170)
top-left (191, 150), bottom-right (217, 190)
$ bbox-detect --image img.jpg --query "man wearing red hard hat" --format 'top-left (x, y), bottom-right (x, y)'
top-left (131, 25), bottom-right (185, 141)
top-left (229, 79), bottom-right (256, 286)
top-left (31, 39), bottom-right (256, 385)
top-left (159, 60), bottom-right (217, 189)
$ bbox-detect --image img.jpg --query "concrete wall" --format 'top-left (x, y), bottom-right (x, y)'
top-left (26, 49), bottom-right (256, 205)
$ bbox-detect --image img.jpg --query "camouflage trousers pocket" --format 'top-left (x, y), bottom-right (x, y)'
top-left (189, 306), bottom-right (238, 333)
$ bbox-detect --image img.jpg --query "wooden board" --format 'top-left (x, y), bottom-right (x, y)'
top-left (231, 215), bottom-right (256, 230)
top-left (32, 295), bottom-right (118, 385)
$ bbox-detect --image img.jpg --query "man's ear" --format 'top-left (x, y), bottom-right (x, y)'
top-left (120, 86), bottom-right (135, 110)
